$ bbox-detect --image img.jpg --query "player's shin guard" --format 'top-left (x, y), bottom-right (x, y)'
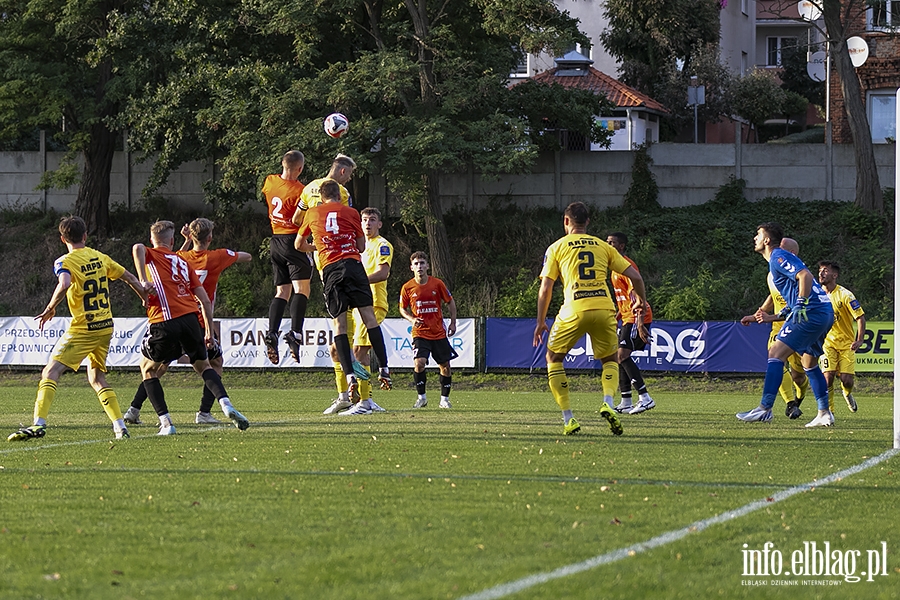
top-left (132, 381), bottom-right (148, 410)
top-left (366, 326), bottom-right (389, 369)
top-left (334, 334), bottom-right (355, 377)
top-left (760, 358), bottom-right (784, 409)
top-left (333, 362), bottom-right (348, 393)
top-left (794, 376), bottom-right (809, 401)
top-left (414, 370), bottom-right (427, 396)
top-left (547, 362), bottom-right (570, 411)
top-left (620, 357), bottom-right (645, 393)
top-left (143, 377), bottom-right (169, 416)
top-left (290, 293), bottom-right (307, 335)
top-left (199, 385), bottom-right (216, 414)
top-left (268, 297), bottom-right (288, 335)
top-left (778, 366), bottom-right (794, 404)
top-left (201, 368), bottom-right (228, 400)
top-left (440, 375), bottom-right (452, 398)
top-left (358, 378), bottom-right (372, 400)
top-left (805, 366), bottom-right (829, 411)
top-left (96, 387), bottom-right (123, 422)
top-left (34, 379), bottom-right (57, 422)
top-left (600, 361), bottom-right (619, 401)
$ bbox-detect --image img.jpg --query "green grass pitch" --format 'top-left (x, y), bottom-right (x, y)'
top-left (0, 376), bottom-right (898, 599)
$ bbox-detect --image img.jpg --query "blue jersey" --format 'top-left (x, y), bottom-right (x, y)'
top-left (769, 249), bottom-right (831, 312)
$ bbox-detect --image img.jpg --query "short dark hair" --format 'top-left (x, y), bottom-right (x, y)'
top-left (282, 150), bottom-right (304, 168)
top-left (818, 260), bottom-right (840, 274)
top-left (608, 231), bottom-right (628, 247)
top-left (410, 251), bottom-right (429, 263)
top-left (319, 180), bottom-right (341, 202)
top-left (59, 215), bottom-right (86, 243)
top-left (757, 222), bottom-right (783, 246)
top-left (565, 202), bottom-right (589, 226)
top-left (361, 207), bottom-right (382, 220)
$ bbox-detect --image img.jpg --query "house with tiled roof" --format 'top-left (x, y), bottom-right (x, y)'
top-left (530, 51), bottom-right (668, 150)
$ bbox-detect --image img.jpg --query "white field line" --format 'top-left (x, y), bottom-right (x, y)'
top-left (459, 447), bottom-right (900, 600)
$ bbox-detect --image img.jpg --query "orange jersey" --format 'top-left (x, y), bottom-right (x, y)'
top-left (262, 174), bottom-right (305, 235)
top-left (400, 276), bottom-right (453, 340)
top-left (298, 203), bottom-right (363, 269)
top-left (142, 246), bottom-right (203, 324)
top-left (176, 248), bottom-right (240, 304)
top-left (610, 255), bottom-right (652, 324)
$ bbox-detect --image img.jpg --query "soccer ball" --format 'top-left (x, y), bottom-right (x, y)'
top-left (323, 113), bottom-right (349, 138)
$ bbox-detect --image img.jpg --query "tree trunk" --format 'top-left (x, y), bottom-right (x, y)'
top-left (423, 170), bottom-right (453, 290)
top-left (823, 2), bottom-right (883, 213)
top-left (75, 121), bottom-right (116, 237)
top-left (74, 58), bottom-right (118, 237)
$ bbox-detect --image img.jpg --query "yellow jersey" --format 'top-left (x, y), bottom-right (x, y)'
top-left (825, 284), bottom-right (864, 348)
top-left (766, 273), bottom-right (788, 336)
top-left (54, 247), bottom-right (126, 331)
top-left (361, 235), bottom-right (393, 312)
top-left (540, 233), bottom-right (628, 313)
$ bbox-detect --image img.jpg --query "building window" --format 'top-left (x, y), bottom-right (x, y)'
top-left (510, 47), bottom-right (529, 78)
top-left (868, 0), bottom-right (900, 30)
top-left (868, 91), bottom-right (896, 143)
top-left (741, 51), bottom-right (748, 76)
top-left (767, 37), bottom-right (798, 66)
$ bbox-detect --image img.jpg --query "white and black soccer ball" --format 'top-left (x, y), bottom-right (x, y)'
top-left (323, 113), bottom-right (349, 138)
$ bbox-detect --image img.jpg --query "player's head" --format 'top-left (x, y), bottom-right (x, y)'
top-left (189, 217), bottom-right (214, 244)
top-left (818, 260), bottom-right (840, 286)
top-left (754, 222), bottom-right (783, 254)
top-left (150, 220), bottom-right (176, 248)
top-left (410, 251), bottom-right (429, 278)
top-left (58, 215), bottom-right (87, 245)
top-left (563, 202), bottom-right (589, 232)
top-left (282, 150), bottom-right (305, 172)
top-left (361, 207), bottom-right (383, 238)
top-left (329, 153), bottom-right (356, 184)
top-left (319, 180), bottom-right (341, 203)
top-left (780, 237), bottom-right (799, 255)
top-left (607, 231), bottom-right (627, 252)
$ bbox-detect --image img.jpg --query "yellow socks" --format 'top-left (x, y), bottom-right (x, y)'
top-left (34, 379), bottom-right (57, 422)
top-left (547, 362), bottom-right (570, 411)
top-left (97, 387), bottom-right (123, 422)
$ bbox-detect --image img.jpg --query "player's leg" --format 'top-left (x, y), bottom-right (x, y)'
top-left (614, 324), bottom-right (634, 413)
top-left (545, 310), bottom-right (585, 434)
top-left (820, 345), bottom-right (838, 411)
top-left (324, 342), bottom-right (353, 414)
top-left (837, 348), bottom-right (857, 413)
top-left (340, 311), bottom-right (380, 415)
top-left (196, 350), bottom-right (224, 424)
top-left (623, 322), bottom-right (654, 415)
top-left (737, 337), bottom-right (795, 422)
top-left (85, 336), bottom-right (128, 438)
top-left (432, 337), bottom-right (457, 409)
top-left (412, 346), bottom-right (429, 408)
top-left (282, 263), bottom-right (312, 362)
top-left (588, 310), bottom-right (624, 435)
top-left (8, 358), bottom-right (67, 441)
top-left (356, 305), bottom-right (391, 390)
top-left (785, 353), bottom-right (807, 419)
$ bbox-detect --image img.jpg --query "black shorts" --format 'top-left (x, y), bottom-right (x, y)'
top-left (321, 259), bottom-right (374, 318)
top-left (618, 321), bottom-right (651, 352)
top-left (141, 313), bottom-right (208, 364)
top-left (413, 337), bottom-right (458, 365)
top-left (270, 234), bottom-right (312, 286)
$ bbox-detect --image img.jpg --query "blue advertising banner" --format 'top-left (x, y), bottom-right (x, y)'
top-left (486, 318), bottom-right (772, 372)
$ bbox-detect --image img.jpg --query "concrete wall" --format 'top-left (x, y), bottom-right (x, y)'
top-left (1, 143), bottom-right (896, 217)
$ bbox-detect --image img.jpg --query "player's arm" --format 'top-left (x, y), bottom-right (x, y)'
top-left (533, 276), bottom-right (555, 347)
top-left (356, 235), bottom-right (365, 253)
top-left (399, 298), bottom-right (418, 326)
top-left (193, 285), bottom-right (216, 346)
top-left (741, 295), bottom-right (773, 325)
top-left (621, 265), bottom-right (647, 314)
top-left (234, 251), bottom-right (252, 264)
top-left (295, 235), bottom-right (315, 252)
top-left (368, 262), bottom-right (390, 284)
top-left (790, 269), bottom-right (814, 323)
top-left (852, 314), bottom-right (866, 351)
top-left (291, 206), bottom-right (307, 227)
top-left (132, 243), bottom-right (155, 294)
top-left (35, 271), bottom-right (72, 330)
top-left (445, 297), bottom-right (457, 337)
top-left (179, 223), bottom-right (192, 252)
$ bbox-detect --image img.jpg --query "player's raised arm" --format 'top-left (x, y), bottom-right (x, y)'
top-left (35, 271), bottom-right (72, 330)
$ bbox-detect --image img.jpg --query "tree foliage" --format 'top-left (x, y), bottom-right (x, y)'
top-left (600, 0), bottom-right (721, 97)
top-left (731, 68), bottom-right (789, 141)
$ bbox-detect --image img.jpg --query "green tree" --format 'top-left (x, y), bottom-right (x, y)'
top-left (116, 0), bottom-right (607, 288)
top-left (0, 0), bottom-right (153, 235)
top-left (600, 0), bottom-right (721, 97)
top-left (731, 68), bottom-right (787, 142)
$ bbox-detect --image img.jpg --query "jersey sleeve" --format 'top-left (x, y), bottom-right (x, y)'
top-left (539, 244), bottom-right (559, 281)
top-left (105, 254), bottom-right (126, 281)
top-left (439, 279), bottom-right (452, 303)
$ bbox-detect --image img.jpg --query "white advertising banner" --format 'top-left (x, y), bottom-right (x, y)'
top-left (0, 316), bottom-right (476, 369)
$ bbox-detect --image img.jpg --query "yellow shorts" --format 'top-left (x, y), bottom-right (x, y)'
top-left (820, 345), bottom-right (856, 375)
top-left (352, 307), bottom-right (387, 347)
top-left (547, 308), bottom-right (617, 359)
top-left (51, 327), bottom-right (113, 372)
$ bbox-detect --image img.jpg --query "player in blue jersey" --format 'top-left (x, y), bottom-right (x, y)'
top-left (737, 222), bottom-right (835, 427)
